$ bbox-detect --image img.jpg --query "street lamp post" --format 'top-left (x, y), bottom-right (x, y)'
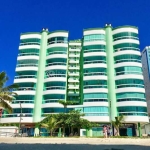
top-left (109, 100), bottom-right (113, 136)
top-left (18, 102), bottom-right (23, 134)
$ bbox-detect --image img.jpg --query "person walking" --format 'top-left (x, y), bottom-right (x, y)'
top-left (107, 125), bottom-right (111, 138)
top-left (103, 125), bottom-right (107, 138)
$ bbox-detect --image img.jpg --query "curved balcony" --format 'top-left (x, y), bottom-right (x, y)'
top-left (114, 47), bottom-right (140, 52)
top-left (12, 100), bottom-right (34, 104)
top-left (42, 99), bottom-right (58, 104)
top-left (45, 86), bottom-right (65, 90)
top-left (84, 85), bottom-right (107, 89)
top-left (117, 98), bottom-right (146, 102)
top-left (84, 51), bottom-right (106, 57)
top-left (82, 116), bottom-right (109, 122)
top-left (113, 27), bottom-right (138, 35)
top-left (84, 60), bottom-right (106, 64)
top-left (84, 49), bottom-right (105, 53)
top-left (0, 114), bottom-right (33, 123)
top-left (14, 75), bottom-right (37, 83)
top-left (115, 59), bottom-right (141, 64)
top-left (84, 72), bottom-right (107, 81)
top-left (115, 73), bottom-right (143, 80)
top-left (16, 64), bottom-right (38, 67)
top-left (84, 60), bottom-right (107, 69)
top-left (11, 103), bottom-right (35, 109)
top-left (48, 40), bottom-right (68, 45)
top-left (13, 87), bottom-right (36, 95)
top-left (20, 42), bottom-right (40, 46)
top-left (45, 62), bottom-right (67, 70)
top-left (43, 86), bottom-right (66, 95)
top-left (46, 62), bottom-right (66, 67)
top-left (83, 85), bottom-right (108, 93)
top-left (113, 36), bottom-right (139, 41)
top-left (46, 51), bottom-right (67, 59)
top-left (17, 56), bottom-right (39, 61)
top-left (116, 87), bottom-right (145, 93)
top-left (113, 39), bottom-right (139, 46)
top-left (117, 101), bottom-right (147, 107)
top-left (114, 50), bottom-right (141, 56)
top-left (83, 41), bottom-right (106, 46)
top-left (44, 76), bottom-right (66, 82)
top-left (116, 71), bottom-right (142, 76)
top-left (18, 53), bottom-right (39, 56)
top-left (16, 64), bottom-right (38, 72)
top-left (114, 62), bottom-right (142, 68)
top-left (19, 44), bottom-right (40, 50)
top-left (117, 114), bottom-right (149, 123)
top-left (116, 84), bottom-right (144, 89)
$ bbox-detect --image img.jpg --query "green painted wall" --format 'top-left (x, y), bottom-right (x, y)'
top-left (80, 38), bottom-right (84, 104)
top-left (33, 30), bottom-right (48, 122)
top-left (105, 25), bottom-right (117, 121)
top-left (65, 43), bottom-right (69, 102)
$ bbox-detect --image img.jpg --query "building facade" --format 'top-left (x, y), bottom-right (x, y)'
top-left (141, 46), bottom-right (150, 113)
top-left (1, 25), bottom-right (149, 136)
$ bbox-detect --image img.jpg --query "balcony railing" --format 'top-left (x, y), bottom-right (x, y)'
top-left (84, 38), bottom-right (105, 42)
top-left (46, 62), bottom-right (66, 67)
top-left (117, 98), bottom-right (146, 102)
top-left (18, 53), bottom-right (39, 56)
top-left (115, 59), bottom-right (141, 64)
top-left (84, 99), bottom-right (108, 102)
top-left (13, 87), bottom-right (35, 91)
top-left (12, 100), bottom-right (34, 104)
top-left (48, 51), bottom-right (67, 55)
top-left (42, 99), bottom-right (59, 103)
top-left (113, 36), bottom-right (139, 41)
top-left (84, 49), bottom-right (105, 53)
top-left (114, 47), bottom-right (140, 52)
top-left (84, 85), bottom-right (107, 89)
top-left (16, 64), bottom-right (38, 67)
top-left (84, 60), bottom-right (106, 64)
top-left (45, 86), bottom-right (65, 90)
top-left (84, 72), bottom-right (107, 76)
top-left (84, 113), bottom-right (109, 116)
top-left (45, 74), bottom-right (66, 78)
top-left (48, 40), bottom-right (68, 45)
top-left (116, 84), bottom-right (144, 88)
top-left (118, 112), bottom-right (148, 116)
top-left (2, 113), bottom-right (33, 118)
top-left (115, 71), bottom-right (142, 76)
top-left (15, 75), bottom-right (37, 79)
top-left (20, 42), bottom-right (40, 46)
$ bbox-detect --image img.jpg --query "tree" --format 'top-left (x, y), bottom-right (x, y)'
top-left (112, 115), bottom-right (124, 136)
top-left (41, 110), bottom-right (99, 137)
top-left (58, 100), bottom-right (76, 113)
top-left (40, 116), bottom-right (61, 136)
top-left (0, 72), bottom-right (18, 113)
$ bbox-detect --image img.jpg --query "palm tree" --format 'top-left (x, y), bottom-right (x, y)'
top-left (112, 115), bottom-right (124, 136)
top-left (58, 100), bottom-right (75, 113)
top-left (0, 71), bottom-right (18, 114)
top-left (41, 116), bottom-right (61, 136)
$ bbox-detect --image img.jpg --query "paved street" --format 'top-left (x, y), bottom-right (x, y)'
top-left (0, 137), bottom-right (150, 150)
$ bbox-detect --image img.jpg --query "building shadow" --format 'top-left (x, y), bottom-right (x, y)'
top-left (0, 143), bottom-right (150, 150)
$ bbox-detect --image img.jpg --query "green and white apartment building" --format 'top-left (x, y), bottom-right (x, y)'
top-left (1, 24), bottom-right (149, 136)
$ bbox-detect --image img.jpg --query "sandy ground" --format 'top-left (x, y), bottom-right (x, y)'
top-left (0, 137), bottom-right (150, 150)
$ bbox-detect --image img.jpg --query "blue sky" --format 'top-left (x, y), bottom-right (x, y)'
top-left (0, 0), bottom-right (150, 85)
